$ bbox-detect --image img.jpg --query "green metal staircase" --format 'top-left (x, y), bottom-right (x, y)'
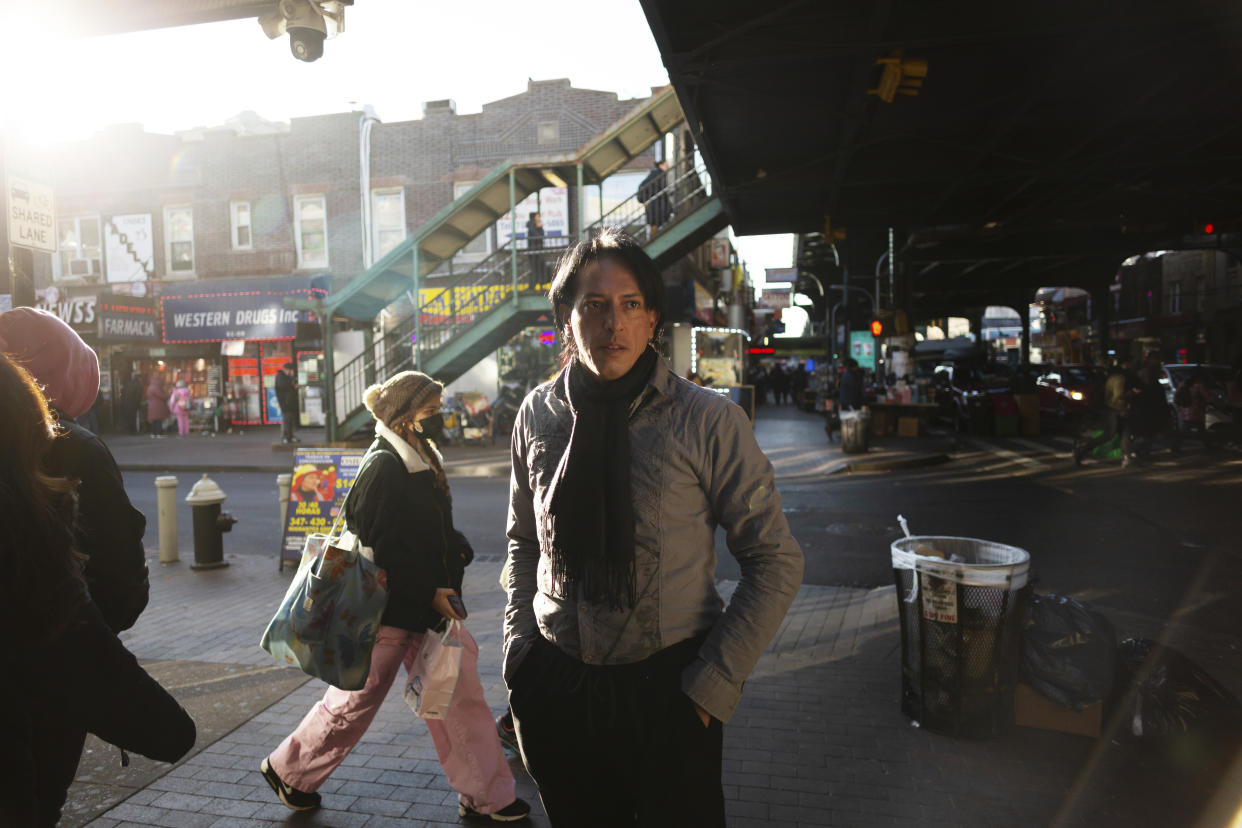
top-left (310, 87), bottom-right (728, 440)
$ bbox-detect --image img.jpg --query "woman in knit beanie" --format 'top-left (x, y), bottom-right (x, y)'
top-left (261, 370), bottom-right (529, 822)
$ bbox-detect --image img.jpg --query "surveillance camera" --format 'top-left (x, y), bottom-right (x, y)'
top-left (259, 0), bottom-right (346, 63)
top-left (289, 25), bottom-right (325, 61)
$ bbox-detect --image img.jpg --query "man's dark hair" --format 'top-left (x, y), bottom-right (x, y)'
top-left (548, 227), bottom-right (665, 366)
top-left (845, 358), bottom-right (859, 369)
top-left (284, 361), bottom-right (295, 370)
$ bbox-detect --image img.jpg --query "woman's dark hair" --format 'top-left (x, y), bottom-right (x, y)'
top-left (0, 352), bottom-right (84, 641)
top-left (548, 227), bottom-right (666, 367)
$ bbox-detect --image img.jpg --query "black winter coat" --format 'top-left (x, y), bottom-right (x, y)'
top-left (45, 418), bottom-right (150, 633)
top-left (345, 436), bottom-right (473, 632)
top-left (2, 599), bottom-right (196, 826)
top-left (275, 370), bottom-right (299, 415)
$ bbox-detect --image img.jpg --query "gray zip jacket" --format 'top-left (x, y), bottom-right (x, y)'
top-left (504, 361), bottom-right (804, 723)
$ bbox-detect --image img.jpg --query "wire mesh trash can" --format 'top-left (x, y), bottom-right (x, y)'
top-left (840, 410), bottom-right (871, 454)
top-left (891, 536), bottom-right (1030, 737)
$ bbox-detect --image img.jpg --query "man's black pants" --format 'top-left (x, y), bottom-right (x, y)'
top-left (510, 634), bottom-right (725, 827)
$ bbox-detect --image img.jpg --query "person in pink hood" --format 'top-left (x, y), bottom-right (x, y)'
top-left (169, 379), bottom-right (193, 437)
top-left (0, 306), bottom-right (150, 635)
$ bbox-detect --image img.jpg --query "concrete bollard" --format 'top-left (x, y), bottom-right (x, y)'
top-left (155, 475), bottom-right (179, 563)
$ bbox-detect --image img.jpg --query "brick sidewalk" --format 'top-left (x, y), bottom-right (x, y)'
top-left (73, 553), bottom-right (1109, 828)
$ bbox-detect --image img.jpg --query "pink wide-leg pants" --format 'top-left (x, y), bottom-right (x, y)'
top-left (268, 624), bottom-right (514, 814)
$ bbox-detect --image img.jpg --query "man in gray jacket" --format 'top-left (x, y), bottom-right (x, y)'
top-left (504, 228), bottom-right (803, 826)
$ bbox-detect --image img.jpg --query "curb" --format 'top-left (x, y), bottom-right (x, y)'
top-left (830, 453), bottom-right (952, 474)
top-left (118, 461), bottom-right (513, 477)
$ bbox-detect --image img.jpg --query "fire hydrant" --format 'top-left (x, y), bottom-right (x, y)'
top-left (185, 474), bottom-right (236, 570)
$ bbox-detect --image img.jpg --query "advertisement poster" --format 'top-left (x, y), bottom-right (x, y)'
top-left (281, 449), bottom-right (368, 566)
top-left (497, 187), bottom-right (568, 243)
top-left (849, 330), bottom-right (877, 372)
top-left (104, 213), bottom-right (154, 283)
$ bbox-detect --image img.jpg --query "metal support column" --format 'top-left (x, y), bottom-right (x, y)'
top-left (577, 163), bottom-right (585, 241)
top-left (362, 324), bottom-right (376, 387)
top-left (413, 243), bottom-right (422, 371)
top-left (510, 168), bottom-right (518, 297)
top-left (323, 315), bottom-right (336, 442)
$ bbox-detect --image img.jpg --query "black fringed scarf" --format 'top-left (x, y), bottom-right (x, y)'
top-left (547, 346), bottom-right (658, 611)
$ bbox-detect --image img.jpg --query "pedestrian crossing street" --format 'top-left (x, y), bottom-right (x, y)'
top-left (930, 433), bottom-right (1242, 485)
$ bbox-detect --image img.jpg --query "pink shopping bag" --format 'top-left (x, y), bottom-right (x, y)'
top-left (404, 620), bottom-right (462, 719)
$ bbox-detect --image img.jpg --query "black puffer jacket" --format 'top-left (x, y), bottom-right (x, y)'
top-left (44, 418), bottom-right (150, 633)
top-left (345, 435), bottom-right (472, 632)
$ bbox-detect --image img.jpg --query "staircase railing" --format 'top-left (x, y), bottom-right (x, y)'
top-left (333, 235), bottom-right (572, 419)
top-left (332, 155), bottom-right (714, 433)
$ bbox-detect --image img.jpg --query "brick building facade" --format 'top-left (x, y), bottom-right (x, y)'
top-left (32, 79), bottom-right (660, 432)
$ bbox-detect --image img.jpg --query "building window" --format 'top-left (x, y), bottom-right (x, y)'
top-left (55, 215), bottom-right (103, 281)
top-left (294, 195), bottom-right (328, 269)
top-left (372, 188), bottom-right (405, 259)
top-left (537, 120), bottom-right (559, 146)
top-left (1168, 281), bottom-right (1182, 314)
top-left (230, 201), bottom-right (252, 249)
top-left (164, 206), bottom-right (195, 275)
top-left (453, 182), bottom-right (491, 258)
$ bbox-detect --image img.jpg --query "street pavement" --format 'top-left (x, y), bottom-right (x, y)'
top-left (70, 407), bottom-right (1242, 827)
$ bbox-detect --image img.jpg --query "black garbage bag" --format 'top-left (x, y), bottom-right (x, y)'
top-left (1020, 594), bottom-right (1117, 711)
top-left (1116, 638), bottom-right (1242, 740)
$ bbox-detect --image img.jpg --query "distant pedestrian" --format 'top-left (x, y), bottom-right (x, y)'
top-left (275, 361), bottom-right (300, 443)
top-left (504, 229), bottom-right (802, 826)
top-left (0, 350), bottom-right (195, 826)
top-left (526, 211), bottom-right (545, 290)
top-left (768, 363), bottom-right (789, 404)
top-left (0, 307), bottom-right (151, 634)
top-left (261, 370), bottom-right (530, 822)
top-left (838, 358), bottom-right (863, 412)
top-left (1074, 357), bottom-right (1130, 465)
top-left (120, 371), bottom-right (143, 433)
top-left (145, 373), bottom-right (169, 437)
top-left (637, 159), bottom-right (671, 235)
top-left (790, 361), bottom-right (809, 408)
top-left (169, 379), bottom-right (193, 437)
top-left (1127, 362), bottom-right (1171, 462)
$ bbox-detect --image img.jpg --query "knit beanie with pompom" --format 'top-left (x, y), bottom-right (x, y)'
top-left (363, 371), bottom-right (443, 431)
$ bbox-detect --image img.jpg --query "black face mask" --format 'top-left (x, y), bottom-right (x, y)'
top-left (419, 413), bottom-right (444, 436)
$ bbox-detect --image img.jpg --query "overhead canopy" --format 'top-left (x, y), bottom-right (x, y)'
top-left (640, 1), bottom-right (1242, 272)
top-left (320, 86), bottom-right (684, 321)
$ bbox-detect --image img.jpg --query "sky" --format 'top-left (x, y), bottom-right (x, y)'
top-left (0, 0), bottom-right (793, 294)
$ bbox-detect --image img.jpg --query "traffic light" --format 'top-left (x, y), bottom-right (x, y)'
top-left (870, 318), bottom-right (884, 337)
top-left (868, 51), bottom-right (928, 103)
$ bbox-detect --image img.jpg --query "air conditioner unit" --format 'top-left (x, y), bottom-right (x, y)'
top-left (69, 258), bottom-right (93, 276)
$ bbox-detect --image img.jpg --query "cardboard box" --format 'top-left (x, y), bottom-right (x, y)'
top-left (1013, 683), bottom-right (1102, 738)
top-left (897, 416), bottom-right (920, 437)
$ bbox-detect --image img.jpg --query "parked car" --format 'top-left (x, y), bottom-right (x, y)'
top-left (1036, 364), bottom-right (1106, 421)
top-left (932, 361), bottom-right (1013, 432)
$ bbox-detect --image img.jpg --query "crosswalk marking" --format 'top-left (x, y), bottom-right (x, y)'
top-left (1012, 437), bottom-right (1071, 458)
top-left (964, 438), bottom-right (1048, 469)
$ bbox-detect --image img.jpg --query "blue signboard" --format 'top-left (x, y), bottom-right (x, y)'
top-left (281, 448), bottom-right (369, 567)
top-left (161, 291), bottom-right (305, 343)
